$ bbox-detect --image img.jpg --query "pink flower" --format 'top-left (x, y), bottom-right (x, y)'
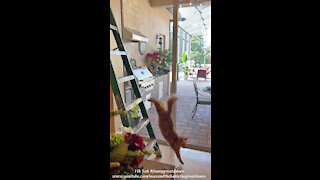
top-left (130, 157), bottom-right (143, 168)
top-left (146, 53), bottom-right (152, 58)
top-left (125, 133), bottom-right (145, 151)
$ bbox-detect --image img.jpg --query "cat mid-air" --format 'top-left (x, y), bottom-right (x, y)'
top-left (148, 95), bottom-right (188, 164)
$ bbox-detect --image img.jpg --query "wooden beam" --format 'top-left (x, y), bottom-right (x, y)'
top-left (171, 0), bottom-right (178, 129)
top-left (150, 0), bottom-right (211, 8)
top-left (110, 85), bottom-right (115, 133)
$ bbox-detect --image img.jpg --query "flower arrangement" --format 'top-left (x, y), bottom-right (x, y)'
top-left (146, 51), bottom-right (164, 74)
top-left (179, 52), bottom-right (189, 76)
top-left (146, 49), bottom-right (172, 74)
top-left (110, 125), bottom-right (154, 179)
top-left (157, 48), bottom-right (172, 70)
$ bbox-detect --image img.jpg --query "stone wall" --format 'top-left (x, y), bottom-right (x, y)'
top-left (122, 0), bottom-right (171, 67)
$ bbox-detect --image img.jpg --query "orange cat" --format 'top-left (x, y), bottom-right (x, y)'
top-left (148, 95), bottom-right (188, 164)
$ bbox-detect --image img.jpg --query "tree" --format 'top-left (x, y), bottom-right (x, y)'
top-left (190, 35), bottom-right (211, 65)
top-left (204, 46), bottom-right (211, 64)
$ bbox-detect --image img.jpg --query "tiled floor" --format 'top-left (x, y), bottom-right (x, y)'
top-left (143, 143), bottom-right (211, 179)
top-left (140, 77), bottom-right (212, 148)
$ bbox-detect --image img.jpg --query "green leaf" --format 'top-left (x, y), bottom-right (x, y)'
top-left (130, 105), bottom-right (140, 118)
top-left (182, 52), bottom-right (187, 62)
top-left (110, 142), bottom-right (129, 162)
top-left (110, 134), bottom-right (125, 151)
top-left (127, 150), bottom-right (144, 157)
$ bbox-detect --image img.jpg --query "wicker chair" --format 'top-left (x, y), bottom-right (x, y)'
top-left (192, 81), bottom-right (211, 118)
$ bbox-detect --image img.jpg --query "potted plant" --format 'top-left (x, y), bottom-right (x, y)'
top-left (129, 105), bottom-right (141, 127)
top-left (146, 52), bottom-right (163, 75)
top-left (179, 52), bottom-right (189, 80)
top-left (157, 48), bottom-right (172, 74)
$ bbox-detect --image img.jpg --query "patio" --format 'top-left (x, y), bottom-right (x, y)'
top-left (140, 77), bottom-right (211, 148)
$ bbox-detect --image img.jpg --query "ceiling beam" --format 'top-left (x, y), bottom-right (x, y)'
top-left (181, 22), bottom-right (211, 32)
top-left (180, 16), bottom-right (211, 27)
top-left (149, 0), bottom-right (211, 8)
top-left (187, 28), bottom-right (205, 34)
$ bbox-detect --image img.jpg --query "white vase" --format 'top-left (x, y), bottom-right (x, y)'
top-left (183, 73), bottom-right (188, 80)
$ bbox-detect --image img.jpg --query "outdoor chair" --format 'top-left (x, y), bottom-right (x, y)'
top-left (197, 69), bottom-right (207, 80)
top-left (206, 69), bottom-right (211, 76)
top-left (192, 81), bottom-right (211, 118)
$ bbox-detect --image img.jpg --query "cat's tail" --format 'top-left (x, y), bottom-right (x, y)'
top-left (167, 94), bottom-right (178, 114)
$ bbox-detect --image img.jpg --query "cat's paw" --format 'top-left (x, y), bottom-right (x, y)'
top-left (148, 98), bottom-right (156, 102)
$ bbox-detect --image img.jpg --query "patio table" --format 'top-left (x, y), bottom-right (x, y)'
top-left (203, 86), bottom-right (211, 94)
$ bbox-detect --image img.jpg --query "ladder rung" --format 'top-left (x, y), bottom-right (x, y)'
top-left (110, 24), bottom-right (118, 31)
top-left (117, 75), bottom-right (135, 83)
top-left (110, 51), bottom-right (126, 56)
top-left (145, 138), bottom-right (157, 151)
top-left (126, 98), bottom-right (142, 110)
top-left (133, 118), bottom-right (149, 134)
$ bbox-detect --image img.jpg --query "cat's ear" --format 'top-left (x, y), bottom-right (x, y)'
top-left (185, 137), bottom-right (188, 141)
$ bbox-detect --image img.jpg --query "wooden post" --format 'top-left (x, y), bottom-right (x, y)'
top-left (171, 0), bottom-right (178, 129)
top-left (110, 85), bottom-right (115, 133)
